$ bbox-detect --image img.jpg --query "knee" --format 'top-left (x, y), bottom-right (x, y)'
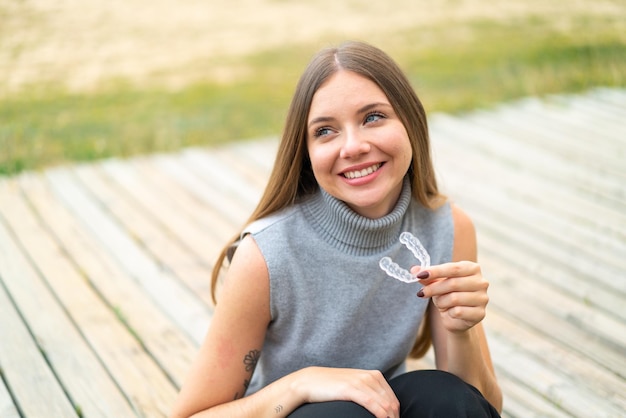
top-left (288, 401), bottom-right (374, 418)
top-left (390, 370), bottom-right (499, 417)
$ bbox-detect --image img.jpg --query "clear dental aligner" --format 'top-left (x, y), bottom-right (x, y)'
top-left (399, 231), bottom-right (430, 268)
top-left (379, 232), bottom-right (430, 283)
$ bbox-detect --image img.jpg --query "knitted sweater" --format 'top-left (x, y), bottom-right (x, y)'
top-left (241, 178), bottom-right (453, 395)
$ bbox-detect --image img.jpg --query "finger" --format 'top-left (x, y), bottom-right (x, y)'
top-left (415, 260), bottom-right (481, 282)
top-left (422, 275), bottom-right (489, 298)
top-left (350, 372), bottom-right (399, 418)
top-left (431, 290), bottom-right (489, 311)
top-left (435, 303), bottom-right (487, 326)
top-left (366, 371), bottom-right (400, 418)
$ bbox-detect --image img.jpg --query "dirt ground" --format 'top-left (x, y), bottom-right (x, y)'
top-left (0, 0), bottom-right (622, 96)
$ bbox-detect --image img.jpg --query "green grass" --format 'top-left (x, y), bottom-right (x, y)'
top-left (393, 15), bottom-right (626, 110)
top-left (1, 82), bottom-right (291, 175)
top-left (1, 15), bottom-right (624, 176)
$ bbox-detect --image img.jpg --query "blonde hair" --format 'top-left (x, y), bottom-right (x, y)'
top-left (211, 41), bottom-right (444, 358)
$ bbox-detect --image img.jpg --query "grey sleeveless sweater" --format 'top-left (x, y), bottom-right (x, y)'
top-left (241, 178), bottom-right (453, 395)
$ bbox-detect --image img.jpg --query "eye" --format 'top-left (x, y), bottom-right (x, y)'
top-left (313, 127), bottom-right (333, 138)
top-left (364, 112), bottom-right (385, 124)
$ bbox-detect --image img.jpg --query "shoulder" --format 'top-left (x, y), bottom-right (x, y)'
top-left (244, 205), bottom-right (300, 237)
top-left (228, 205), bottom-right (300, 261)
top-left (450, 203), bottom-right (477, 262)
top-left (451, 203), bottom-right (475, 236)
top-left (230, 233), bottom-right (267, 271)
top-left (218, 233), bottom-right (271, 323)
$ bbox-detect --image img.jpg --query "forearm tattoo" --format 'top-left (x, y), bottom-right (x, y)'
top-left (234, 349), bottom-right (261, 400)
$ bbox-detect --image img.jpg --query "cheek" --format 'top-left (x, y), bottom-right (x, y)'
top-left (308, 144), bottom-right (335, 176)
top-left (402, 143), bottom-right (413, 166)
top-left (400, 131), bottom-right (413, 162)
top-left (388, 133), bottom-right (413, 167)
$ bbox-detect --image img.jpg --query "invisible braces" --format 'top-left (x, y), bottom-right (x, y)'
top-left (379, 232), bottom-right (430, 283)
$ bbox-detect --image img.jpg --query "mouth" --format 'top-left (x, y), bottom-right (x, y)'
top-left (341, 163), bottom-right (383, 179)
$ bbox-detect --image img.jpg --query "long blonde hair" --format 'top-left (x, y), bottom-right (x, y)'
top-left (210, 41), bottom-right (444, 358)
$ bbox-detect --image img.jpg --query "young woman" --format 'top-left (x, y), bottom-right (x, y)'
top-left (170, 41), bottom-right (502, 418)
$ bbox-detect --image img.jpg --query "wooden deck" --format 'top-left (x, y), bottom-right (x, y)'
top-left (1, 88), bottom-right (625, 417)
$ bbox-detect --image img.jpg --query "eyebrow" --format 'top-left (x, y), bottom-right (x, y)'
top-left (307, 102), bottom-right (392, 129)
top-left (358, 102), bottom-right (391, 114)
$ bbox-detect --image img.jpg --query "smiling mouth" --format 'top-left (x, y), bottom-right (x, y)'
top-left (342, 163), bottom-right (382, 179)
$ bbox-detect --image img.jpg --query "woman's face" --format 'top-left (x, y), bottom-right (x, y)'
top-left (306, 70), bottom-right (413, 219)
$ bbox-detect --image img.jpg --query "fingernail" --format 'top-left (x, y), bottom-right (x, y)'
top-left (417, 289), bottom-right (425, 298)
top-left (417, 271), bottom-right (429, 279)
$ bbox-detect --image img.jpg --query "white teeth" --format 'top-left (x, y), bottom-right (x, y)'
top-left (343, 164), bottom-right (381, 179)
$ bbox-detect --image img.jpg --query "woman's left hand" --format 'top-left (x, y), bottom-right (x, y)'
top-left (412, 261), bottom-right (489, 333)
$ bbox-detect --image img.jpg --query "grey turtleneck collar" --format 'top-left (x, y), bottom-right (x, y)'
top-left (301, 177), bottom-right (412, 256)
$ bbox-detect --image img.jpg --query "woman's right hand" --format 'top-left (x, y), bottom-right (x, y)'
top-left (292, 366), bottom-right (400, 418)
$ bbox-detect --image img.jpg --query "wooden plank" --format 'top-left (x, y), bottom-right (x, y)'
top-left (212, 145), bottom-right (273, 190)
top-left (0, 377), bottom-right (20, 418)
top-left (465, 181), bottom-right (626, 278)
top-left (181, 148), bottom-right (263, 208)
top-left (431, 113), bottom-right (624, 209)
top-left (132, 155), bottom-right (238, 244)
top-left (591, 88), bottom-right (626, 111)
top-left (442, 105), bottom-right (624, 182)
top-left (1, 177), bottom-right (177, 417)
top-left (44, 167), bottom-right (211, 345)
top-left (476, 216), bottom-right (626, 324)
top-left (443, 168), bottom-right (625, 248)
top-left (152, 154), bottom-right (252, 226)
top-left (431, 182), bottom-right (626, 330)
top-left (99, 158), bottom-right (224, 257)
top-left (496, 378), bottom-right (570, 418)
top-left (483, 93), bottom-right (626, 157)
top-left (456, 173), bottom-right (626, 365)
top-left (448, 180), bottom-right (626, 309)
top-left (464, 204), bottom-right (626, 378)
top-left (18, 173), bottom-right (199, 389)
top-left (471, 106), bottom-right (624, 194)
top-left (0, 181), bottom-right (93, 418)
top-left (226, 137), bottom-right (279, 173)
top-left (512, 95), bottom-right (626, 153)
top-left (0, 278), bottom-right (77, 417)
top-left (488, 339), bottom-right (622, 416)
top-left (485, 312), bottom-right (626, 415)
top-left (446, 155), bottom-right (626, 307)
top-left (480, 252), bottom-right (626, 378)
top-left (77, 162), bottom-right (216, 306)
top-left (577, 89), bottom-right (626, 126)
top-left (431, 123), bottom-right (626, 295)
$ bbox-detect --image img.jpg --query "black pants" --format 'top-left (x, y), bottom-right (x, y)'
top-left (288, 370), bottom-right (500, 418)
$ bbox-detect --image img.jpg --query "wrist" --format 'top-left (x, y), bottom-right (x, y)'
top-left (288, 367), bottom-right (312, 404)
top-left (447, 326), bottom-right (478, 347)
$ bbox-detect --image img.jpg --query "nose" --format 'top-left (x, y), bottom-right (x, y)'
top-left (339, 128), bottom-right (371, 159)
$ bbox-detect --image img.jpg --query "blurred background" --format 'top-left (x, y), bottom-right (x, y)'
top-left (1, 0), bottom-right (625, 175)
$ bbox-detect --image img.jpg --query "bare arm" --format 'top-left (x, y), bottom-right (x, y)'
top-left (416, 204), bottom-right (503, 412)
top-left (170, 235), bottom-right (294, 417)
top-left (170, 235), bottom-right (401, 418)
